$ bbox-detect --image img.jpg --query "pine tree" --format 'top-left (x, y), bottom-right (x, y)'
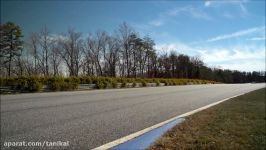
top-left (0, 22), bottom-right (23, 76)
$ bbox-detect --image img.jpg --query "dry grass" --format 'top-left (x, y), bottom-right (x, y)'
top-left (148, 88), bottom-right (266, 150)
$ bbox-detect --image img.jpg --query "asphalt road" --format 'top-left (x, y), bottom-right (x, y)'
top-left (1, 83), bottom-right (265, 149)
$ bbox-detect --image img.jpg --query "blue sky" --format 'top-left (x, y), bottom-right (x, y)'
top-left (1, 0), bottom-right (265, 72)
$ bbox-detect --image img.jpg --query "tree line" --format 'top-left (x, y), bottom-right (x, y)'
top-left (0, 22), bottom-right (265, 83)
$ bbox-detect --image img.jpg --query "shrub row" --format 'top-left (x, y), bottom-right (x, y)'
top-left (0, 76), bottom-right (218, 92)
top-left (46, 77), bottom-right (80, 91)
top-left (0, 76), bottom-right (80, 92)
top-left (0, 76), bottom-right (43, 92)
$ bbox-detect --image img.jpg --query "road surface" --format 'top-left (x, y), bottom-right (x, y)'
top-left (1, 83), bottom-right (265, 149)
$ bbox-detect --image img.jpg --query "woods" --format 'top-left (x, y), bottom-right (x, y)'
top-left (0, 22), bottom-right (265, 83)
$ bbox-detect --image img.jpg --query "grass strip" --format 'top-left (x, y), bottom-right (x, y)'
top-left (148, 88), bottom-right (266, 150)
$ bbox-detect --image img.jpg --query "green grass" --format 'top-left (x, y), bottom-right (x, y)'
top-left (148, 88), bottom-right (266, 150)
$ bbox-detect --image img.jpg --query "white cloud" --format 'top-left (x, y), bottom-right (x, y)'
top-left (134, 5), bottom-right (212, 31)
top-left (198, 45), bottom-right (265, 71)
top-left (168, 6), bottom-right (211, 20)
top-left (136, 5), bottom-right (211, 30)
top-left (199, 48), bottom-right (265, 63)
top-left (149, 20), bottom-right (164, 27)
top-left (131, 19), bottom-right (164, 33)
top-left (155, 40), bottom-right (265, 72)
top-left (155, 42), bottom-right (195, 54)
top-left (220, 61), bottom-right (265, 72)
top-left (221, 11), bottom-right (234, 19)
top-left (204, 1), bottom-right (211, 7)
top-left (132, 23), bottom-right (151, 32)
top-left (204, 0), bottom-right (248, 7)
top-left (239, 3), bottom-right (247, 15)
top-left (207, 26), bottom-right (265, 42)
top-left (204, 0), bottom-right (249, 16)
top-left (48, 34), bottom-right (68, 42)
top-left (247, 37), bottom-right (266, 41)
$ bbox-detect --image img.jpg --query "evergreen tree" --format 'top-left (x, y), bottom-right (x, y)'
top-left (0, 22), bottom-right (23, 76)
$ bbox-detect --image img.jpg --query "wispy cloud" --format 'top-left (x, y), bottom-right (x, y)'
top-left (168, 6), bottom-right (211, 20)
top-left (207, 26), bottom-right (265, 42)
top-left (204, 0), bottom-right (248, 7)
top-left (204, 1), bottom-right (211, 7)
top-left (198, 48), bottom-right (265, 63)
top-left (143, 5), bottom-right (212, 29)
top-left (221, 11), bottom-right (234, 19)
top-left (204, 0), bottom-right (249, 17)
top-left (149, 19), bottom-right (164, 27)
top-left (247, 36), bottom-right (266, 41)
top-left (219, 61), bottom-right (265, 72)
top-left (48, 34), bottom-right (68, 41)
top-left (156, 40), bottom-right (265, 71)
top-left (155, 42), bottom-right (194, 54)
top-left (135, 4), bottom-right (213, 31)
top-left (239, 2), bottom-right (248, 15)
top-left (198, 46), bottom-right (265, 71)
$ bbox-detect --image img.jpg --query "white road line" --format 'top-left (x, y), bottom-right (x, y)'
top-left (92, 92), bottom-right (246, 150)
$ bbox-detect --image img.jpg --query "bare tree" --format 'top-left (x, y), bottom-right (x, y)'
top-left (103, 35), bottom-right (120, 77)
top-left (82, 34), bottom-right (95, 76)
top-left (29, 32), bottom-right (39, 75)
top-left (118, 22), bottom-right (135, 77)
top-left (84, 31), bottom-right (109, 76)
top-left (50, 39), bottom-right (62, 76)
top-left (39, 26), bottom-right (51, 76)
top-left (59, 29), bottom-right (83, 76)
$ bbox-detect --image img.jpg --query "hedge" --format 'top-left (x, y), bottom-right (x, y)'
top-left (0, 76), bottom-right (218, 93)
